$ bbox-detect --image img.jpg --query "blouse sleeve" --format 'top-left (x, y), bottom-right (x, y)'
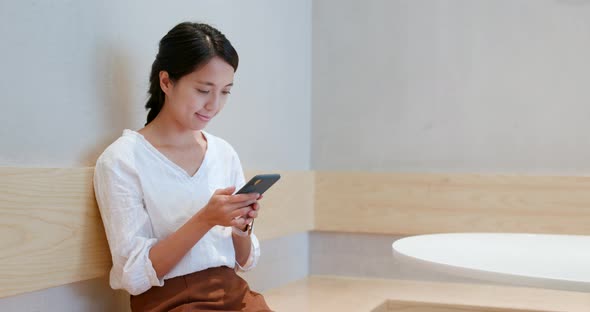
top-left (93, 155), bottom-right (164, 295)
top-left (230, 149), bottom-right (261, 272)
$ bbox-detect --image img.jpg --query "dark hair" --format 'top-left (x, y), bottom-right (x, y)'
top-left (145, 22), bottom-right (239, 125)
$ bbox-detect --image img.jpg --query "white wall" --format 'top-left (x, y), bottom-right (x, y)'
top-left (312, 0), bottom-right (590, 174)
top-left (0, 0), bottom-right (311, 311)
top-left (0, 0), bottom-right (311, 170)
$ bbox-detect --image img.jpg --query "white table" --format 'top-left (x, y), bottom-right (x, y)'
top-left (392, 233), bottom-right (590, 292)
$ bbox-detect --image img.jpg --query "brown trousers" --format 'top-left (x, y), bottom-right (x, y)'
top-left (130, 266), bottom-right (272, 312)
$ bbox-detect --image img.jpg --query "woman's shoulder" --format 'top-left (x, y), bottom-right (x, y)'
top-left (95, 129), bottom-right (143, 168)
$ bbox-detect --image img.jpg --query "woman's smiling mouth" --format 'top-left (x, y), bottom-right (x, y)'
top-left (196, 113), bottom-right (212, 121)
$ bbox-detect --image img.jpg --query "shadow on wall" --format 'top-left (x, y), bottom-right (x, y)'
top-left (69, 276), bottom-right (130, 312)
top-left (0, 276), bottom-right (130, 312)
top-left (81, 41), bottom-right (138, 166)
top-left (75, 42), bottom-right (136, 311)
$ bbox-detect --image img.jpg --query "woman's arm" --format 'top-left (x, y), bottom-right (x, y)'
top-left (233, 230), bottom-right (253, 267)
top-left (228, 146), bottom-right (261, 270)
top-left (232, 199), bottom-right (261, 268)
top-left (149, 187), bottom-right (258, 279)
top-left (148, 212), bottom-right (212, 279)
top-left (233, 218), bottom-right (254, 267)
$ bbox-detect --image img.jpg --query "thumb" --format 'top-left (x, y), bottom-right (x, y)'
top-left (215, 186), bottom-right (236, 196)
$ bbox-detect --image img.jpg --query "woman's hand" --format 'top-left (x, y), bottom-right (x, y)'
top-left (234, 194), bottom-right (264, 230)
top-left (197, 186), bottom-right (259, 228)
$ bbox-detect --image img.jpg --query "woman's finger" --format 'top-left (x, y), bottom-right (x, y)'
top-left (228, 199), bottom-right (257, 211)
top-left (230, 217), bottom-right (253, 228)
top-left (229, 193), bottom-right (259, 203)
top-left (230, 206), bottom-right (252, 219)
top-left (230, 217), bottom-right (245, 227)
top-left (250, 202), bottom-right (260, 211)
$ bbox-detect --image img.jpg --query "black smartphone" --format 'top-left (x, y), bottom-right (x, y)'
top-left (235, 174), bottom-right (281, 195)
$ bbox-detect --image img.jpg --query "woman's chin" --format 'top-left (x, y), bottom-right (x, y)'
top-left (188, 120), bottom-right (208, 131)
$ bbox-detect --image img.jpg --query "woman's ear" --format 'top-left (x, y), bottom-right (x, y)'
top-left (159, 71), bottom-right (173, 95)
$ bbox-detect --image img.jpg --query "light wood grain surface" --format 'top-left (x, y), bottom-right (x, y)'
top-left (4, 168), bottom-right (590, 298)
top-left (0, 167), bottom-right (110, 298)
top-left (263, 276), bottom-right (590, 312)
top-left (0, 168), bottom-right (313, 298)
top-left (315, 172), bottom-right (590, 235)
top-left (384, 300), bottom-right (535, 312)
top-left (244, 171), bottom-right (315, 241)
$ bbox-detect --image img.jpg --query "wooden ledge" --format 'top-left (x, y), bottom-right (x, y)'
top-left (263, 276), bottom-right (590, 312)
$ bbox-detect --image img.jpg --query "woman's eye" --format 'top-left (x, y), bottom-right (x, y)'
top-left (222, 90), bottom-right (231, 95)
top-left (197, 89), bottom-right (210, 94)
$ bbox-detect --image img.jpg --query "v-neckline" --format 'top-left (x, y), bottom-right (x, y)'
top-left (126, 129), bottom-right (211, 180)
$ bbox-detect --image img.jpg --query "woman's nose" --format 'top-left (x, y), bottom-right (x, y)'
top-left (204, 94), bottom-right (220, 111)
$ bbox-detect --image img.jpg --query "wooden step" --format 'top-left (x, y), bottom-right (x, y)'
top-left (263, 276), bottom-right (590, 312)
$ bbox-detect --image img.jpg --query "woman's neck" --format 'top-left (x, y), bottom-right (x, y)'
top-left (139, 114), bottom-right (203, 148)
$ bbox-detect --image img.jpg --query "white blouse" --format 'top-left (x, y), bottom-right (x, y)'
top-left (93, 129), bottom-right (260, 295)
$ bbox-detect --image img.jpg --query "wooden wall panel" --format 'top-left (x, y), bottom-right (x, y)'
top-left (0, 168), bottom-right (110, 298)
top-left (5, 168), bottom-right (590, 297)
top-left (315, 172), bottom-right (590, 235)
top-left (0, 168), bottom-right (313, 297)
top-left (245, 171), bottom-right (315, 241)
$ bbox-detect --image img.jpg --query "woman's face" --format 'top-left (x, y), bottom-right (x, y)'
top-left (161, 56), bottom-right (235, 130)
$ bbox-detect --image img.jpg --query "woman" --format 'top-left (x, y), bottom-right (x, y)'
top-left (93, 22), bottom-right (272, 311)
